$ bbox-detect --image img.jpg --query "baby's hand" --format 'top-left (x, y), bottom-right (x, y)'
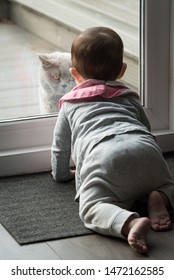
top-left (70, 169), bottom-right (76, 177)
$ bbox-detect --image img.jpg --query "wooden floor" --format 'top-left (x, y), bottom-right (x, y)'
top-left (0, 222), bottom-right (174, 260)
top-left (1, 150), bottom-right (174, 259)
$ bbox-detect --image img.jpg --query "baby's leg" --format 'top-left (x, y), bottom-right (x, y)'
top-left (148, 190), bottom-right (171, 231)
top-left (80, 195), bottom-right (151, 254)
top-left (122, 216), bottom-right (151, 254)
top-left (79, 135), bottom-right (157, 254)
top-left (79, 175), bottom-right (152, 254)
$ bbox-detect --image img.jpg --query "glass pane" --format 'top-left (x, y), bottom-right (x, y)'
top-left (0, 24), bottom-right (58, 121)
top-left (0, 0), bottom-right (139, 121)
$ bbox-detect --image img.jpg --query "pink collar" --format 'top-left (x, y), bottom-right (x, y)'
top-left (59, 79), bottom-right (139, 108)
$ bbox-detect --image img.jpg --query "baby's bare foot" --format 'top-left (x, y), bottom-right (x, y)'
top-left (122, 216), bottom-right (150, 254)
top-left (148, 191), bottom-right (171, 231)
top-left (127, 217), bottom-right (150, 254)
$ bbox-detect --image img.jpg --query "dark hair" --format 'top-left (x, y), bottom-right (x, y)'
top-left (71, 27), bottom-right (124, 81)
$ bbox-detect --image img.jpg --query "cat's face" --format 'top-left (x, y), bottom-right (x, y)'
top-left (38, 52), bottom-right (76, 96)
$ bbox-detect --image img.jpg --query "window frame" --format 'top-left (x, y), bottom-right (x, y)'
top-left (141, 0), bottom-right (174, 151)
top-left (0, 0), bottom-right (174, 176)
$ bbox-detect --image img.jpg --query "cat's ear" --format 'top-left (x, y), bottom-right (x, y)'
top-left (38, 53), bottom-right (52, 69)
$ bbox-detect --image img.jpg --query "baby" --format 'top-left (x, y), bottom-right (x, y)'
top-left (51, 27), bottom-right (174, 254)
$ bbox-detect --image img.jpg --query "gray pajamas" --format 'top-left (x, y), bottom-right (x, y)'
top-left (78, 133), bottom-right (174, 237)
top-left (51, 84), bottom-right (174, 238)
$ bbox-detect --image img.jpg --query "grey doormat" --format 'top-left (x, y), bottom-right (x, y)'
top-left (0, 172), bottom-right (92, 245)
top-left (0, 153), bottom-right (174, 245)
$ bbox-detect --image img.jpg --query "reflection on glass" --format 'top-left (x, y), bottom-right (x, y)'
top-left (0, 0), bottom-right (139, 121)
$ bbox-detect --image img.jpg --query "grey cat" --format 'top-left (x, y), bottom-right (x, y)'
top-left (38, 52), bottom-right (76, 114)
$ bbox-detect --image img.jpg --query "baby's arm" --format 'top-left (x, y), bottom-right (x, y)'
top-left (139, 106), bottom-right (151, 131)
top-left (131, 97), bottom-right (151, 132)
top-left (51, 106), bottom-right (74, 182)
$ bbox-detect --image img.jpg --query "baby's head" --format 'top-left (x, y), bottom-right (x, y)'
top-left (71, 27), bottom-right (126, 83)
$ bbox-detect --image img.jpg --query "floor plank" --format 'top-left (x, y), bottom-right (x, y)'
top-left (48, 224), bottom-right (174, 260)
top-left (0, 224), bottom-right (60, 260)
top-left (48, 234), bottom-right (143, 260)
top-left (1, 222), bottom-right (174, 260)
